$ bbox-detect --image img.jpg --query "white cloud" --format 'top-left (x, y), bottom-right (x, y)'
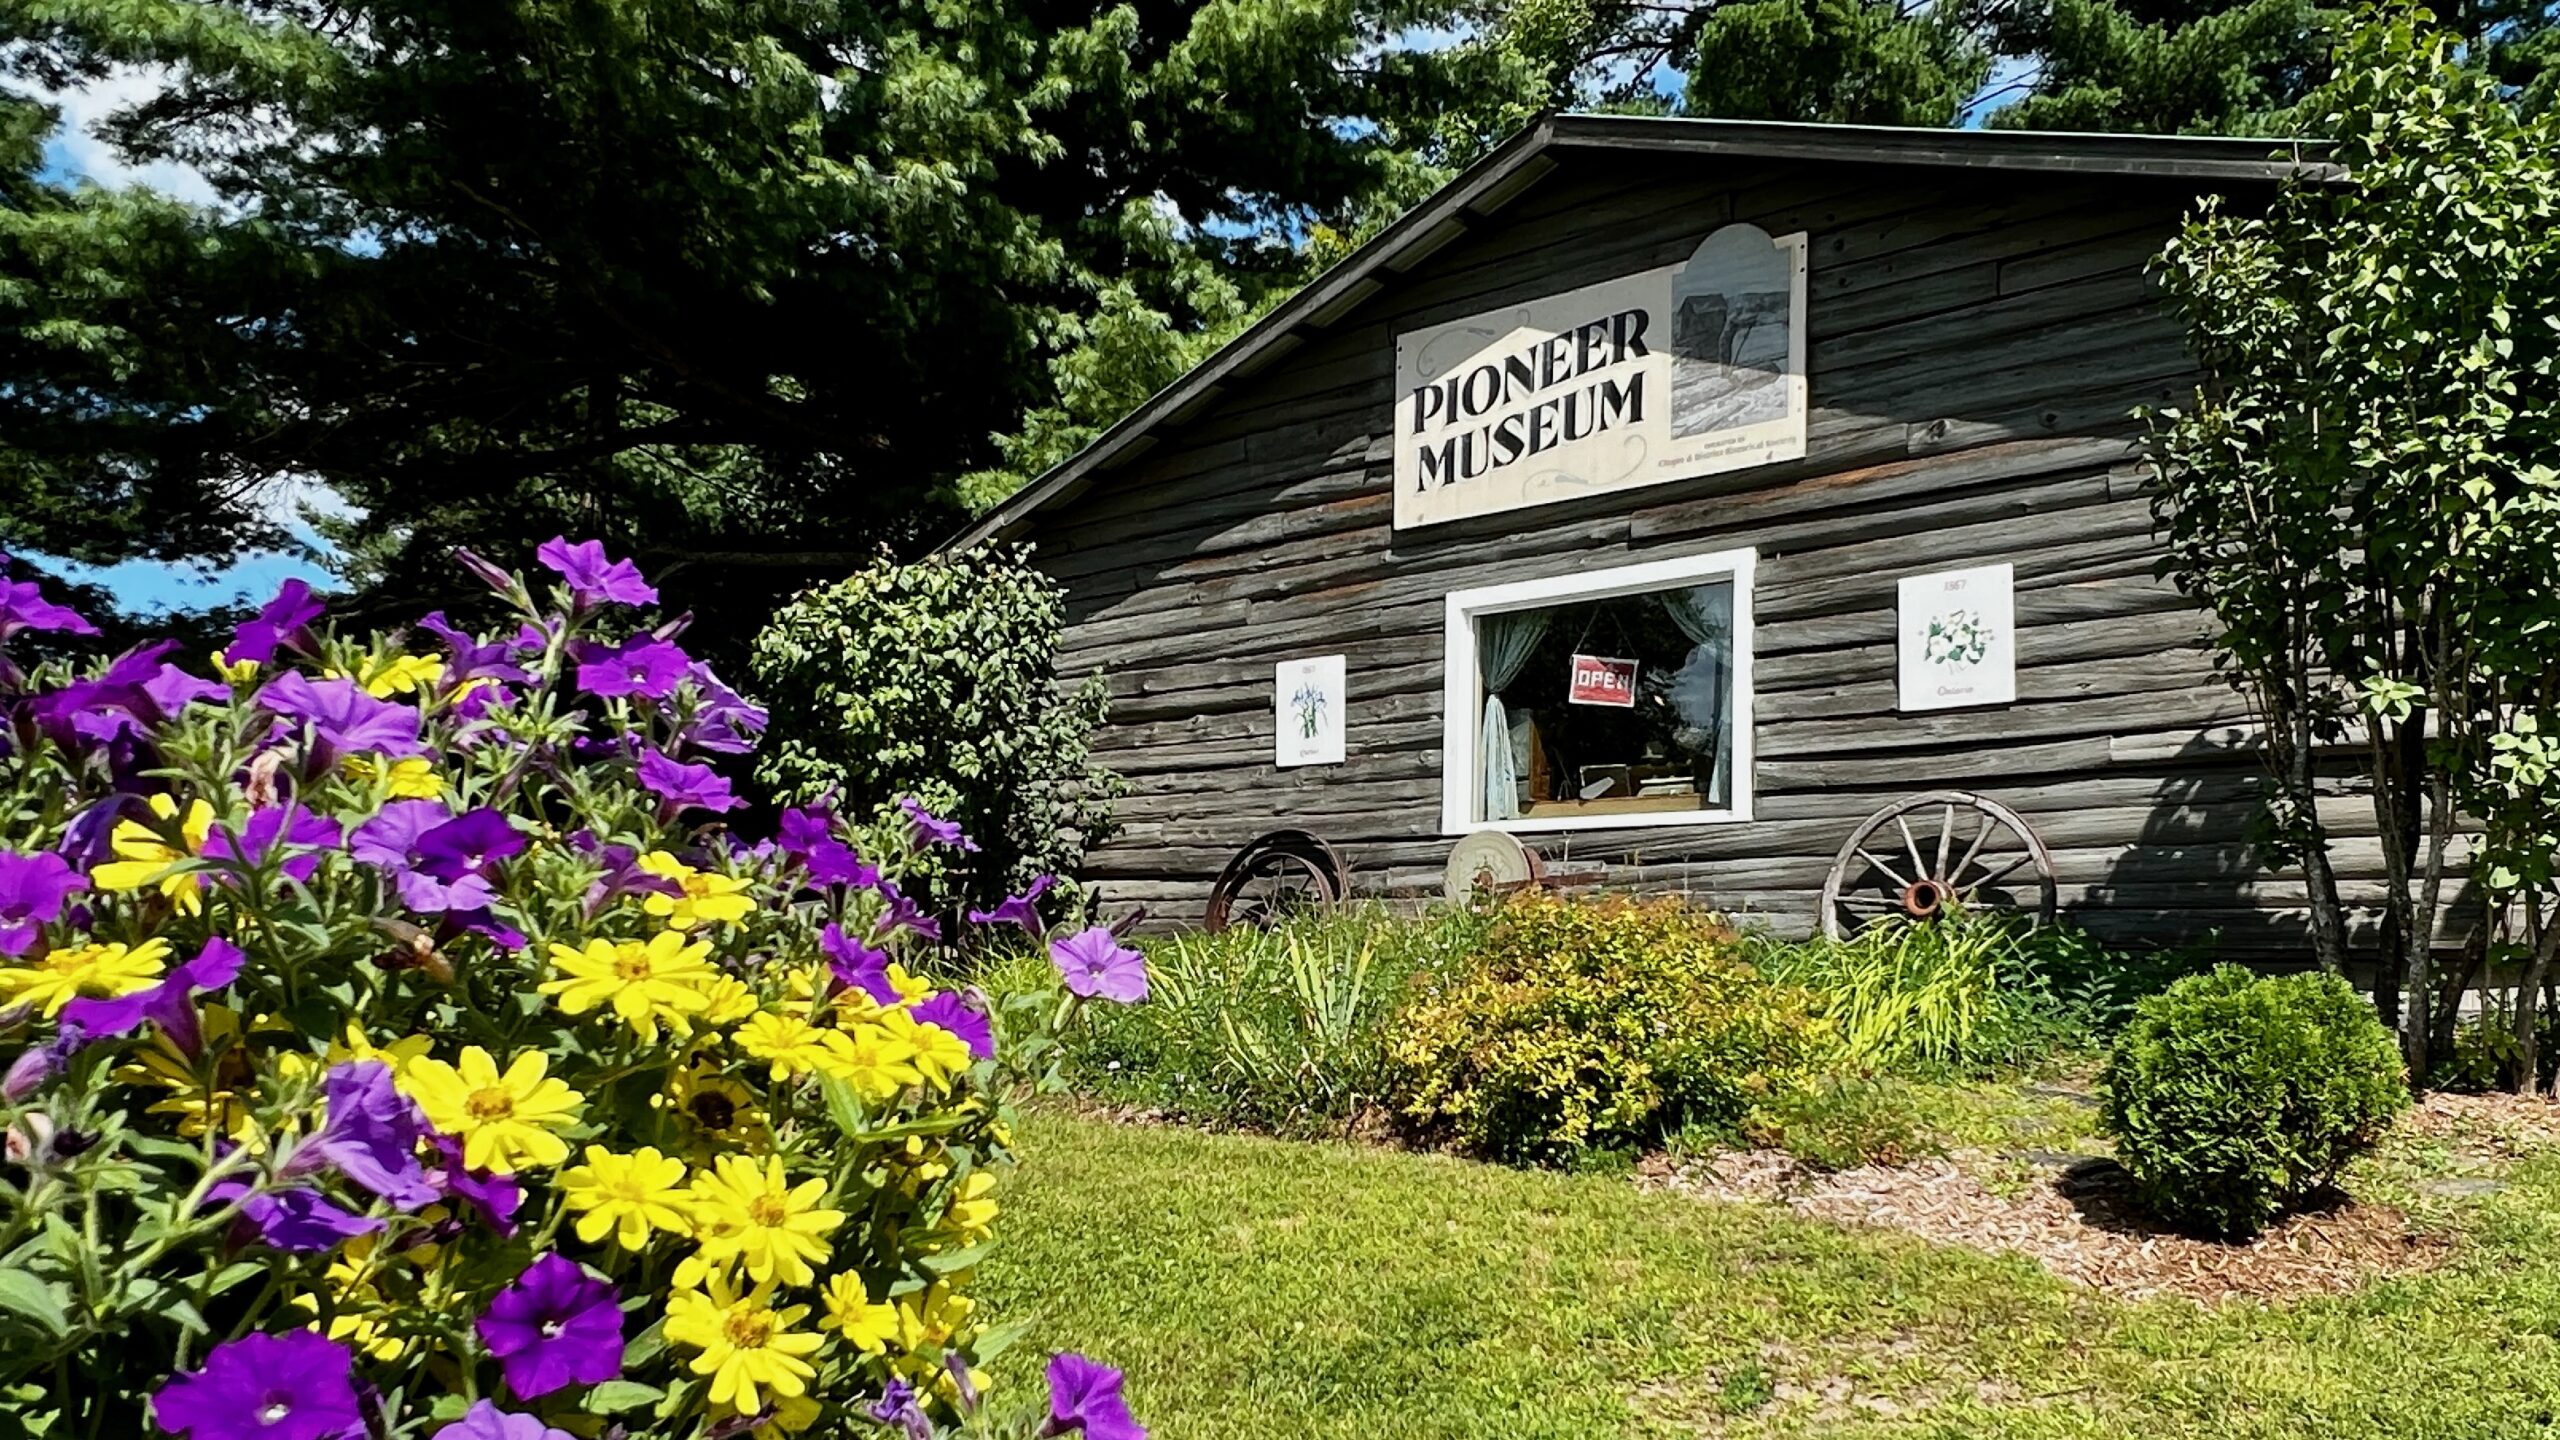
top-left (14, 63), bottom-right (222, 207)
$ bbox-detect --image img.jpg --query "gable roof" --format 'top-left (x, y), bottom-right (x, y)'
top-left (947, 113), bottom-right (2334, 550)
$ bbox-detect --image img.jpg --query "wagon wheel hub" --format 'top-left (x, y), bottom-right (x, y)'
top-left (1899, 877), bottom-right (1947, 920)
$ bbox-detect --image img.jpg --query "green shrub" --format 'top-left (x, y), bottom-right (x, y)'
top-left (1056, 905), bottom-right (1492, 1134)
top-left (2100, 966), bottom-right (2408, 1237)
top-left (749, 544), bottom-right (1124, 909)
top-left (1387, 894), bottom-right (1832, 1165)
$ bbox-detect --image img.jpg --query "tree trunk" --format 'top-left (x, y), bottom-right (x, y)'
top-left (2517, 898), bottom-right (2558, 1096)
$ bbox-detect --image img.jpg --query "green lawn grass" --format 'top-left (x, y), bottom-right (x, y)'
top-left (979, 1106), bottom-right (2560, 1439)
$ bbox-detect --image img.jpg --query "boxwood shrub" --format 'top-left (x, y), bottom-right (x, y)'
top-left (2100, 966), bottom-right (2407, 1236)
top-left (1386, 894), bottom-right (1831, 1165)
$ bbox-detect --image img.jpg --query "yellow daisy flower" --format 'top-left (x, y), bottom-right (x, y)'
top-left (323, 1025), bottom-right (435, 1079)
top-left (821, 1273), bottom-right (898, 1355)
top-left (117, 1004), bottom-right (263, 1143)
top-left (558, 1145), bottom-right (693, 1251)
top-left (210, 650), bottom-right (260, 685)
top-left (0, 937), bottom-right (169, 1018)
top-left (687, 1153), bottom-right (844, 1287)
top-left (328, 651), bottom-right (446, 698)
top-left (636, 851), bottom-right (754, 931)
top-left (663, 1061), bottom-right (771, 1156)
top-left (540, 933), bottom-right (717, 1041)
top-left (691, 974), bottom-right (760, 1028)
top-left (342, 755), bottom-right (443, 799)
top-left (712, 1394), bottom-right (821, 1434)
top-left (937, 1170), bottom-right (999, 1246)
top-left (401, 1046), bottom-right (583, 1174)
top-left (665, 1273), bottom-right (824, 1413)
top-left (292, 1236), bottom-right (409, 1362)
top-left (90, 794), bottom-right (215, 913)
top-left (878, 1008), bottom-right (974, 1092)
top-left (818, 1021), bottom-right (921, 1104)
top-left (733, 1012), bottom-right (850, 1084)
top-left (892, 1280), bottom-right (978, 1358)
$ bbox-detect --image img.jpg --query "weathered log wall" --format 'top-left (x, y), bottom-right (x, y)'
top-left (1019, 151), bottom-right (2415, 948)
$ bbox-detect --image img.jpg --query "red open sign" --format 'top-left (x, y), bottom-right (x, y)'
top-left (1567, 654), bottom-right (1638, 707)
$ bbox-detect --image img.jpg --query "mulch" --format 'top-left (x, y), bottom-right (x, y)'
top-left (1639, 1089), bottom-right (2557, 1304)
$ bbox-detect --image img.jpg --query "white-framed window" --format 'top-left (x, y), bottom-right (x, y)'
top-left (1439, 548), bottom-right (1755, 835)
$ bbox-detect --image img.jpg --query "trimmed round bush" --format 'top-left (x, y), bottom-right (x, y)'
top-left (2099, 966), bottom-right (2406, 1236)
top-left (1386, 894), bottom-right (1831, 1165)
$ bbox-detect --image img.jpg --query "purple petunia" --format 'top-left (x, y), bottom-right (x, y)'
top-left (205, 1178), bottom-right (384, 1253)
top-left (476, 1253), bottom-right (624, 1400)
top-left (674, 661), bottom-right (767, 755)
top-left (536, 537), bottom-right (658, 610)
top-left (868, 1379), bottom-right (933, 1440)
top-left (635, 746), bottom-right (741, 814)
top-left (429, 1133), bottom-right (523, 1237)
top-left (257, 674), bottom-right (425, 761)
top-left (0, 850), bottom-right (86, 956)
top-left (900, 796), bottom-right (979, 853)
top-left (822, 923), bottom-right (899, 1006)
top-left (913, 990), bottom-right (995, 1060)
top-left (61, 937), bottom-right (246, 1059)
top-left (967, 875), bottom-right (1053, 936)
top-left (352, 800), bottom-right (493, 914)
top-left (1049, 927), bottom-right (1149, 1004)
top-left (28, 642), bottom-right (184, 748)
top-left (432, 1401), bottom-right (577, 1440)
top-left (417, 612), bottom-right (534, 689)
top-left (152, 1330), bottom-right (362, 1440)
top-left (1044, 1353), bottom-right (1146, 1440)
top-left (204, 804), bottom-right (344, 885)
top-left (778, 804), bottom-right (877, 888)
top-left (873, 880), bottom-right (942, 944)
top-left (223, 578), bottom-right (326, 667)
top-left (0, 572), bottom-right (98, 644)
top-left (574, 634), bottom-right (690, 701)
top-left (278, 1062), bottom-right (436, 1211)
top-left (414, 809), bottom-right (525, 883)
top-left (144, 663), bottom-right (229, 717)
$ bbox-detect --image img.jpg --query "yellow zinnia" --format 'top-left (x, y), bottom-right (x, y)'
top-left (558, 1145), bottom-right (693, 1251)
top-left (819, 1021), bottom-right (921, 1104)
top-left (691, 974), bottom-right (760, 1028)
top-left (401, 1046), bottom-right (583, 1174)
top-left (0, 937), bottom-right (169, 1018)
top-left (821, 1273), bottom-right (898, 1354)
top-left (90, 794), bottom-right (215, 913)
top-left (329, 651), bottom-right (446, 698)
top-left (733, 1012), bottom-right (849, 1083)
top-left (664, 1273), bottom-right (823, 1413)
top-left (540, 933), bottom-right (717, 1041)
top-left (636, 851), bottom-right (754, 931)
top-left (663, 1061), bottom-right (771, 1156)
top-left (687, 1153), bottom-right (843, 1287)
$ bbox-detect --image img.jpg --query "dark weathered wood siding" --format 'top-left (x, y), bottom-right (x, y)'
top-left (1020, 150), bottom-right (2380, 949)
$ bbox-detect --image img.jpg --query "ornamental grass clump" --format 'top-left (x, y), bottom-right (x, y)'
top-left (1387, 894), bottom-right (1830, 1166)
top-left (2100, 966), bottom-right (2407, 1238)
top-left (0, 546), bottom-right (1146, 1439)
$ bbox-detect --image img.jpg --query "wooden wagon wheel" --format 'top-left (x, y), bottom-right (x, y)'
top-left (1204, 829), bottom-right (1349, 932)
top-left (1817, 790), bottom-right (2056, 940)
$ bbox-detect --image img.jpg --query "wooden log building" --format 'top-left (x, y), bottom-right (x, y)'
top-left (950, 116), bottom-right (2382, 950)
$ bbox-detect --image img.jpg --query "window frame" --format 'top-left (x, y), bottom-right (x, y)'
top-left (1438, 547), bottom-right (1757, 836)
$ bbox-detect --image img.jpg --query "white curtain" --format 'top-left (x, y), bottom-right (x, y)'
top-left (1656, 583), bottom-right (1733, 805)
top-left (1477, 610), bottom-right (1550, 820)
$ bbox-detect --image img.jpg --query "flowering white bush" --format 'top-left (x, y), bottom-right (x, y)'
top-left (0, 543), bottom-right (1148, 1440)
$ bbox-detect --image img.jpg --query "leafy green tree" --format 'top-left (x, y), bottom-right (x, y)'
top-left (1687, 0), bottom-right (1992, 125)
top-left (2149, 9), bottom-right (2560, 1088)
top-left (750, 545), bottom-right (1123, 913)
top-left (0, 0), bottom-right (1446, 651)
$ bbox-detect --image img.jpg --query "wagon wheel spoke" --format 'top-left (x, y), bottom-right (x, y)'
top-left (1837, 895), bottom-right (1899, 911)
top-left (1856, 845), bottom-right (1914, 890)
top-left (1895, 815), bottom-right (1929, 884)
top-left (1932, 803), bottom-right (1957, 880)
top-left (1949, 812), bottom-right (1999, 885)
top-left (1963, 852), bottom-right (2034, 894)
